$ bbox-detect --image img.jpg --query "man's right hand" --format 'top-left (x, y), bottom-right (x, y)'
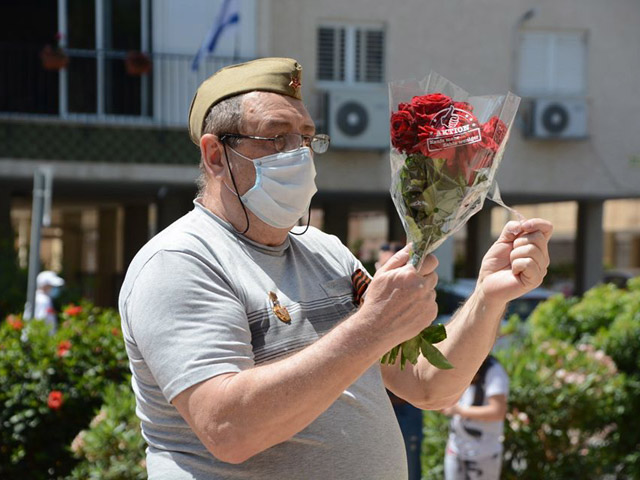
top-left (358, 246), bottom-right (439, 351)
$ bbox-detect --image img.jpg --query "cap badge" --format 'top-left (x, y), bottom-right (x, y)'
top-left (289, 72), bottom-right (301, 91)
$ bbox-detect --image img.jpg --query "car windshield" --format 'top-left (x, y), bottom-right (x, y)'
top-left (437, 286), bottom-right (547, 320)
top-left (506, 298), bottom-right (543, 320)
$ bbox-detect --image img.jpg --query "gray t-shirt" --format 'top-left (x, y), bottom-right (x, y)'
top-left (119, 200), bottom-right (407, 479)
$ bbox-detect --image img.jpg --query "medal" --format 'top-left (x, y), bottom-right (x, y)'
top-left (268, 291), bottom-right (291, 323)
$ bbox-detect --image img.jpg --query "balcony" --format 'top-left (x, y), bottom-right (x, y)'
top-left (0, 42), bottom-right (249, 128)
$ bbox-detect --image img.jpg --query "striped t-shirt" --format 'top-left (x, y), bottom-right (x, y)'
top-left (118, 200), bottom-right (407, 480)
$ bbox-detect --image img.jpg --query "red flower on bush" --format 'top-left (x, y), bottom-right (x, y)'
top-left (64, 305), bottom-right (83, 316)
top-left (111, 327), bottom-right (122, 336)
top-left (57, 340), bottom-right (72, 357)
top-left (6, 315), bottom-right (24, 331)
top-left (48, 390), bottom-right (64, 410)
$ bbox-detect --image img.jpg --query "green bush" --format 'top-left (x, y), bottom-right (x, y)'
top-left (0, 303), bottom-right (130, 479)
top-left (421, 410), bottom-right (448, 480)
top-left (497, 338), bottom-right (627, 479)
top-left (421, 279), bottom-right (640, 479)
top-left (67, 381), bottom-right (146, 480)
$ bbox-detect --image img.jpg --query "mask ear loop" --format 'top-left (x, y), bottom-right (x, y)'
top-left (221, 141), bottom-right (251, 235)
top-left (290, 208), bottom-right (311, 236)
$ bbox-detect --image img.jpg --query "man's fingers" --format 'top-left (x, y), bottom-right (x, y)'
top-left (521, 218), bottom-right (554, 240)
top-left (513, 231), bottom-right (547, 252)
top-left (512, 257), bottom-right (543, 286)
top-left (377, 244), bottom-right (411, 272)
top-left (417, 254), bottom-right (439, 277)
top-left (510, 243), bottom-right (550, 270)
top-left (496, 220), bottom-right (524, 243)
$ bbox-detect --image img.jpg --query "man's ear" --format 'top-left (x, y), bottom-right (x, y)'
top-left (200, 133), bottom-right (226, 178)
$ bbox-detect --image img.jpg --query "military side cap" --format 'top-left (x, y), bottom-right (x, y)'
top-left (188, 57), bottom-right (303, 144)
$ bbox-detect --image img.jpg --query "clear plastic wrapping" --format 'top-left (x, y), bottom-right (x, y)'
top-left (389, 72), bottom-right (521, 270)
top-left (383, 72), bottom-right (521, 369)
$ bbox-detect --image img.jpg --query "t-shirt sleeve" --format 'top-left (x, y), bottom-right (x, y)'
top-left (124, 249), bottom-right (254, 402)
top-left (485, 363), bottom-right (509, 399)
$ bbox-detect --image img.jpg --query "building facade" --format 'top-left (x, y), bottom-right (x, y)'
top-left (1, 0), bottom-right (639, 305)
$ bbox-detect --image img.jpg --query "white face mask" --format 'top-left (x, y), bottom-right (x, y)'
top-left (226, 146), bottom-right (318, 229)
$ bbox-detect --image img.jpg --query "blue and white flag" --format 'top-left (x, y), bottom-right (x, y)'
top-left (192, 0), bottom-right (240, 71)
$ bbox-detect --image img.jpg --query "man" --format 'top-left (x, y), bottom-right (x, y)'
top-left (33, 270), bottom-right (64, 332)
top-left (119, 57), bottom-right (552, 479)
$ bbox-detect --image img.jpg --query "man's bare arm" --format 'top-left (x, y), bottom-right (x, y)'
top-left (381, 288), bottom-right (506, 409)
top-left (382, 218), bottom-right (552, 409)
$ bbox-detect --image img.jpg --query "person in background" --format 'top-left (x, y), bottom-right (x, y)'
top-left (376, 242), bottom-right (424, 480)
top-left (34, 270), bottom-right (65, 333)
top-left (441, 355), bottom-right (509, 480)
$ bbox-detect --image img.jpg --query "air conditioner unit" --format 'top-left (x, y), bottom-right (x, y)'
top-left (327, 89), bottom-right (389, 149)
top-left (530, 98), bottom-right (588, 139)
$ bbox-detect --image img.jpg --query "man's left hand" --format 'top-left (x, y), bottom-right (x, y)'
top-left (477, 218), bottom-right (553, 305)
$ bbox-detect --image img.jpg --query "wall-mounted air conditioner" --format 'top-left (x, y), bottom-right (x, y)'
top-left (327, 89), bottom-right (389, 149)
top-left (530, 98), bottom-right (588, 139)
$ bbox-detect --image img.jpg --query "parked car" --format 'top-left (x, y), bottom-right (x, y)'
top-left (602, 268), bottom-right (640, 289)
top-left (435, 278), bottom-right (556, 350)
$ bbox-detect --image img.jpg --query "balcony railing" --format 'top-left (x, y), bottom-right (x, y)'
top-left (0, 43), bottom-right (250, 128)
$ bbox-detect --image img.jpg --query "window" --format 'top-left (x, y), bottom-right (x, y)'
top-left (516, 30), bottom-right (587, 97)
top-left (317, 24), bottom-right (385, 85)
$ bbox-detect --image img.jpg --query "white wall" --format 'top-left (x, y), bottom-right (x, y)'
top-left (151, 0), bottom-right (257, 126)
top-left (267, 0), bottom-right (640, 201)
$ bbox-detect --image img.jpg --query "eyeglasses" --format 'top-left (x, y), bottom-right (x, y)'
top-left (220, 133), bottom-right (331, 154)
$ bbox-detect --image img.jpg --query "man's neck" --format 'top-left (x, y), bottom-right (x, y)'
top-left (200, 190), bottom-right (290, 247)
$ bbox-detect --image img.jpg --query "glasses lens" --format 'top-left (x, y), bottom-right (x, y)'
top-left (310, 134), bottom-right (330, 154)
top-left (273, 134), bottom-right (301, 152)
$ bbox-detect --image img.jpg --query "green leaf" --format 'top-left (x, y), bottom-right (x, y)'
top-left (421, 324), bottom-right (447, 344)
top-left (420, 339), bottom-right (454, 370)
top-left (400, 336), bottom-right (422, 365)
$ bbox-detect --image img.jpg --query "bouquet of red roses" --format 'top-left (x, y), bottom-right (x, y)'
top-left (383, 72), bottom-right (520, 370)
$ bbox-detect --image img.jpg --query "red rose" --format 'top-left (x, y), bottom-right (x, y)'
top-left (390, 109), bottom-right (419, 154)
top-left (48, 391), bottom-right (64, 410)
top-left (481, 116), bottom-right (507, 148)
top-left (57, 340), bottom-right (71, 357)
top-left (453, 101), bottom-right (474, 113)
top-left (64, 305), bottom-right (83, 316)
top-left (6, 315), bottom-right (23, 331)
top-left (397, 102), bottom-right (414, 113)
top-left (411, 93), bottom-right (452, 117)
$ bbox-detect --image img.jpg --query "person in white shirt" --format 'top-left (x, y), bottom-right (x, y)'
top-left (441, 355), bottom-right (509, 480)
top-left (33, 270), bottom-right (65, 333)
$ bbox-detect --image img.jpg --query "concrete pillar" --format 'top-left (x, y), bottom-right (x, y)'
top-left (62, 211), bottom-right (83, 285)
top-left (96, 207), bottom-right (118, 307)
top-left (123, 204), bottom-right (149, 267)
top-left (157, 188), bottom-right (193, 231)
top-left (0, 188), bottom-right (12, 245)
top-left (629, 235), bottom-right (640, 268)
top-left (323, 200), bottom-right (349, 244)
top-left (386, 198), bottom-right (406, 244)
top-left (435, 236), bottom-right (455, 283)
top-left (465, 206), bottom-right (493, 278)
top-left (575, 200), bottom-right (604, 295)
